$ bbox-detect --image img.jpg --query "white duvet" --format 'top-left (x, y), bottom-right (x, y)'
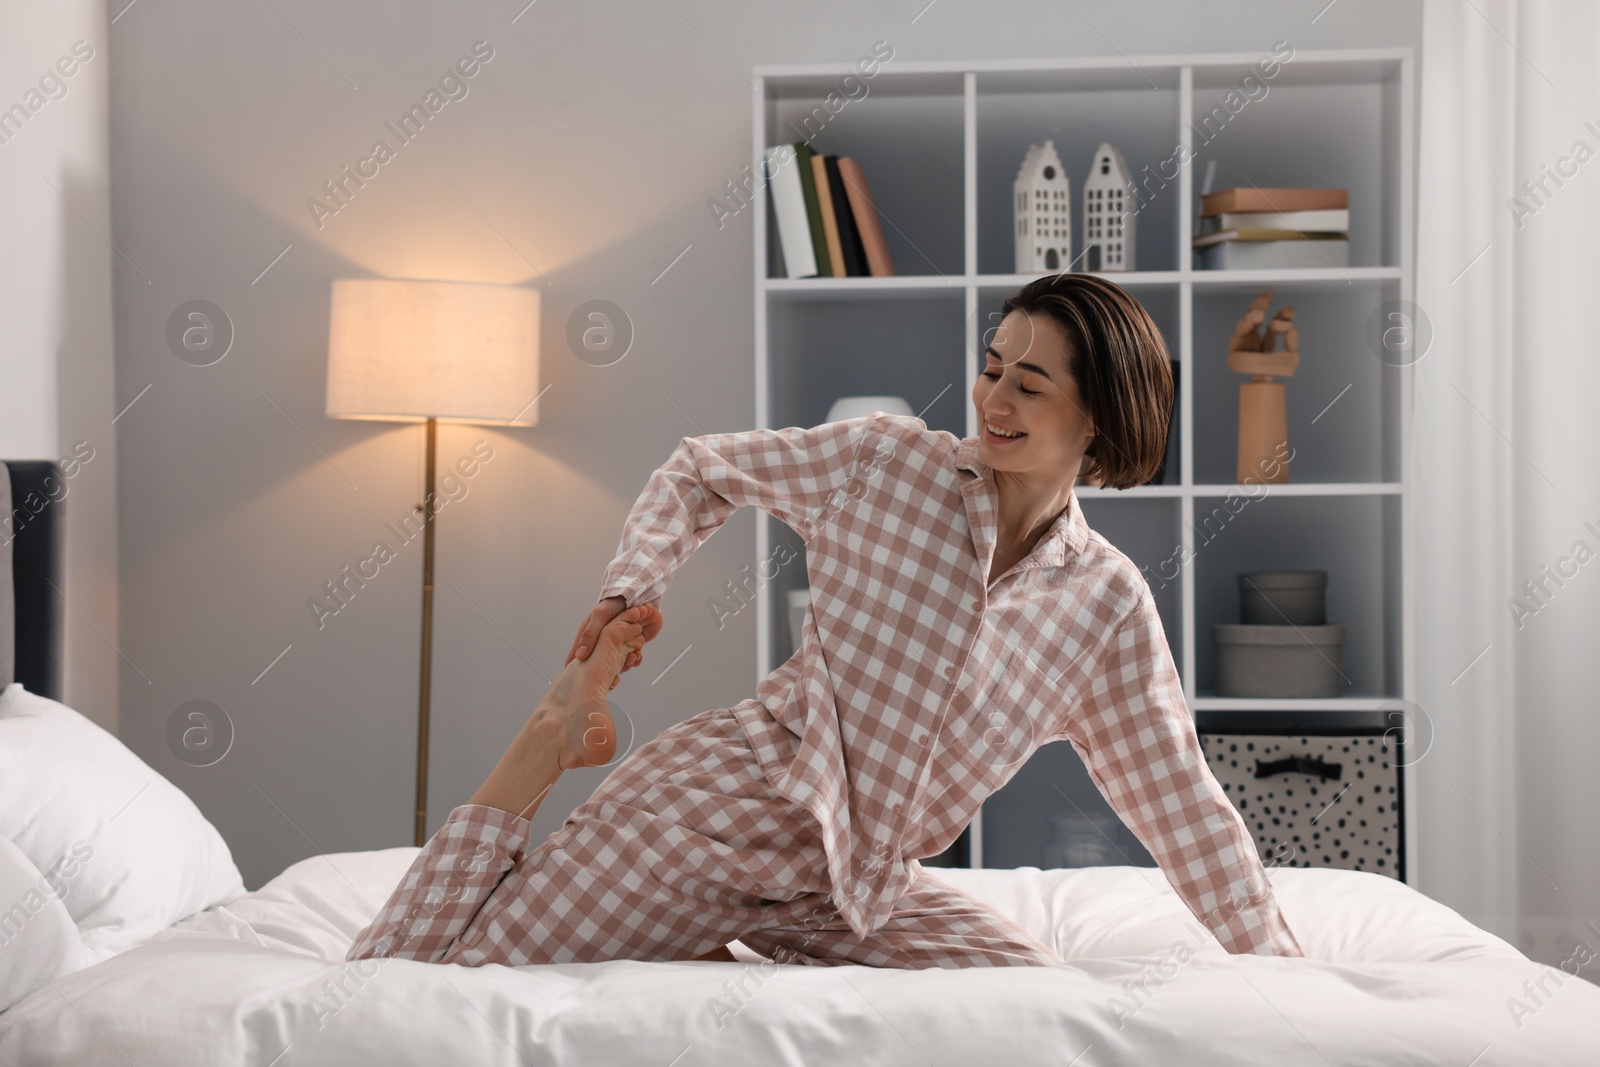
top-left (3, 847), bottom-right (1596, 1065)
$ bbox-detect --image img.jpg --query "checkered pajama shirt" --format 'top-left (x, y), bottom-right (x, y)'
top-left (348, 412), bottom-right (1305, 965)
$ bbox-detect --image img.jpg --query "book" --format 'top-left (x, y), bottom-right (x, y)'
top-left (793, 142), bottom-right (831, 277)
top-left (836, 157), bottom-right (896, 277)
top-left (766, 146), bottom-right (817, 278)
top-left (810, 153), bottom-right (847, 278)
top-left (1191, 227), bottom-right (1348, 249)
top-left (824, 155), bottom-right (868, 276)
top-left (1196, 237), bottom-right (1348, 270)
top-left (1198, 208), bottom-right (1349, 234)
top-left (1200, 187), bottom-right (1348, 215)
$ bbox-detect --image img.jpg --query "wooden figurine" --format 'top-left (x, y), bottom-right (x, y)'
top-left (1226, 289), bottom-right (1298, 484)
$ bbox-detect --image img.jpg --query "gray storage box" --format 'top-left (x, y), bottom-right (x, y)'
top-left (1239, 570), bottom-right (1327, 625)
top-left (1214, 623), bottom-right (1345, 698)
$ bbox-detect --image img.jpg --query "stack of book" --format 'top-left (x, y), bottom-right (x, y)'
top-left (1192, 187), bottom-right (1349, 269)
top-left (767, 142), bottom-right (896, 279)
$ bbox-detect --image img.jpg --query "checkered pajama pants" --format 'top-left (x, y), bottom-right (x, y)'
top-left (346, 703), bottom-right (1063, 969)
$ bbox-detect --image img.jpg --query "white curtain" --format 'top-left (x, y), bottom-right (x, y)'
top-left (1417, 0), bottom-right (1600, 965)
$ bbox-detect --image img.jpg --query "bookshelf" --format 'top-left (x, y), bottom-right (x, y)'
top-left (750, 49), bottom-right (1416, 877)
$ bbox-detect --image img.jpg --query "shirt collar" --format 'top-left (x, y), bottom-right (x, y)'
top-left (954, 435), bottom-right (1089, 563)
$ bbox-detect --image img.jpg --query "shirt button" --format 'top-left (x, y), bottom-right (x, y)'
top-left (916, 734), bottom-right (929, 745)
top-left (944, 665), bottom-right (956, 678)
top-left (892, 803), bottom-right (903, 813)
top-left (971, 599), bottom-right (982, 611)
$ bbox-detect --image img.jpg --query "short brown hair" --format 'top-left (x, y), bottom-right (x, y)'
top-left (999, 274), bottom-right (1174, 490)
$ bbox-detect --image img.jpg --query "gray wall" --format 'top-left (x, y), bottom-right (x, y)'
top-left (1, 1), bottom-right (119, 731)
top-left (106, 0), bottom-right (1423, 887)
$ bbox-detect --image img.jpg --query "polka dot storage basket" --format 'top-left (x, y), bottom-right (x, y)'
top-left (1195, 710), bottom-right (1406, 880)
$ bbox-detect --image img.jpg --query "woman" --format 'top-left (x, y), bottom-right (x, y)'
top-left (348, 273), bottom-right (1306, 969)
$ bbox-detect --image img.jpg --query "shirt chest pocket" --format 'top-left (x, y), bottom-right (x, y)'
top-left (948, 615), bottom-right (1091, 786)
top-left (942, 640), bottom-right (1047, 790)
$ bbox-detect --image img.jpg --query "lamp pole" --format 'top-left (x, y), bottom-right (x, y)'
top-left (414, 416), bottom-right (437, 847)
top-left (325, 279), bottom-right (539, 847)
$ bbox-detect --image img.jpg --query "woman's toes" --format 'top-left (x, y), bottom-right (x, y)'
top-left (569, 607), bottom-right (648, 701)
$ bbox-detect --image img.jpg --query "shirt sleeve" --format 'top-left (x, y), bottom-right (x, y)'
top-left (596, 415), bottom-right (887, 606)
top-left (345, 804), bottom-right (531, 964)
top-left (1060, 593), bottom-right (1308, 957)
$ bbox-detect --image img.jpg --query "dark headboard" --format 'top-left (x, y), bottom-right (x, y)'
top-left (1, 461), bottom-right (64, 701)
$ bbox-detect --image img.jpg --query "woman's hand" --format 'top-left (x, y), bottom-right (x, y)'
top-left (567, 595), bottom-right (663, 688)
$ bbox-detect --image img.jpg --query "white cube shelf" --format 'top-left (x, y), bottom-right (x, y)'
top-left (750, 49), bottom-right (1416, 873)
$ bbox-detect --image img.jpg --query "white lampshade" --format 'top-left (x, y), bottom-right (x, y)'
top-left (326, 278), bottom-right (541, 425)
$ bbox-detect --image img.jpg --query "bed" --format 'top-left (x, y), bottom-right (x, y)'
top-left (4, 845), bottom-right (1598, 1065)
top-left (3, 460), bottom-right (1598, 1066)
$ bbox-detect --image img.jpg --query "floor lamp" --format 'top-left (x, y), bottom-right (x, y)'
top-left (325, 278), bottom-right (541, 846)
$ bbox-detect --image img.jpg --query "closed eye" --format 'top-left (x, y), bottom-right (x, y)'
top-left (982, 369), bottom-right (1041, 396)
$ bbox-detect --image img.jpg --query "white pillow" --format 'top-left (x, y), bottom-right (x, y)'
top-left (0, 683), bottom-right (245, 962)
top-left (0, 834), bottom-right (89, 1011)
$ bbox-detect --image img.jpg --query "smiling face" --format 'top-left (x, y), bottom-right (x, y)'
top-left (972, 310), bottom-right (1097, 478)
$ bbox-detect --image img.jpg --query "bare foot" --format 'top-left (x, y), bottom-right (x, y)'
top-left (541, 602), bottom-right (658, 770)
top-left (469, 603), bottom-right (659, 818)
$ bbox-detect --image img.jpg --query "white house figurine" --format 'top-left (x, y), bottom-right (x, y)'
top-left (1013, 140), bottom-right (1072, 273)
top-left (1082, 142), bottom-right (1136, 271)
